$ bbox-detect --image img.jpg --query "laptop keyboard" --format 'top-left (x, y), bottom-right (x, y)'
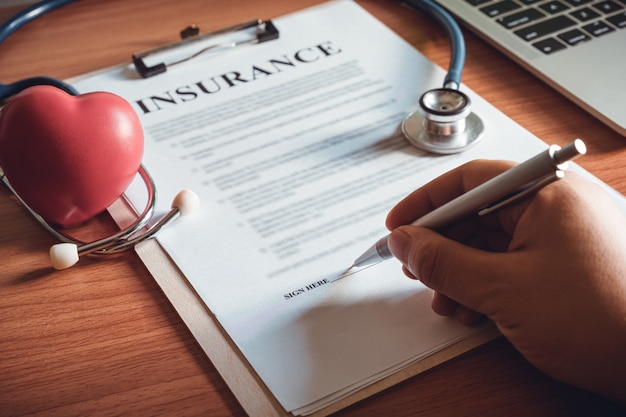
top-left (464, 0), bottom-right (626, 54)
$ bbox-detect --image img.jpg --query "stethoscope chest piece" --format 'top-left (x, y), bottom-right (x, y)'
top-left (402, 88), bottom-right (484, 154)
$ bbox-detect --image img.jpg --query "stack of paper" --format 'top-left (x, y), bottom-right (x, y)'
top-left (73, 1), bottom-right (595, 414)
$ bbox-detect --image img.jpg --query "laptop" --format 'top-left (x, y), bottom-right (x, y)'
top-left (433, 0), bottom-right (626, 136)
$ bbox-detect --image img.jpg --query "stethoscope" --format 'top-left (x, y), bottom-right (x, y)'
top-left (0, 0), bottom-right (481, 269)
top-left (400, 0), bottom-right (484, 154)
top-left (0, 0), bottom-right (199, 270)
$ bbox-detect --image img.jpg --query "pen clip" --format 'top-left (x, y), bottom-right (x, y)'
top-left (478, 169), bottom-right (565, 216)
top-left (132, 19), bottom-right (279, 78)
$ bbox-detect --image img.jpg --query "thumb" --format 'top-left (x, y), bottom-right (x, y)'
top-left (387, 226), bottom-right (509, 314)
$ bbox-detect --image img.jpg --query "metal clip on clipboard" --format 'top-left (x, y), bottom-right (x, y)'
top-left (132, 19), bottom-right (279, 78)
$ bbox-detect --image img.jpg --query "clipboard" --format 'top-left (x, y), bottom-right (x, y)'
top-left (84, 1), bottom-right (511, 414)
top-left (100, 9), bottom-right (500, 411)
top-left (132, 19), bottom-right (279, 78)
top-left (110, 196), bottom-right (499, 417)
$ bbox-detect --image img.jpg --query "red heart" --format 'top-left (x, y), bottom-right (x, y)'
top-left (0, 85), bottom-right (143, 227)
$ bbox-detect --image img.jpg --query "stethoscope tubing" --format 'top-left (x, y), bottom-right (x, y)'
top-left (1, 164), bottom-right (157, 255)
top-left (400, 0), bottom-right (465, 89)
top-left (0, 0), bottom-right (75, 45)
top-left (0, 0), bottom-right (79, 100)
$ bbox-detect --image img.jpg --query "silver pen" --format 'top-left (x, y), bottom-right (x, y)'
top-left (351, 139), bottom-right (587, 269)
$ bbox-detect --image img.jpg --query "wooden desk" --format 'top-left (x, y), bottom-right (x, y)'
top-left (1, 1), bottom-right (625, 416)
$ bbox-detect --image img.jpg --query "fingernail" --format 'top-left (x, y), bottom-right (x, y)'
top-left (387, 228), bottom-right (411, 264)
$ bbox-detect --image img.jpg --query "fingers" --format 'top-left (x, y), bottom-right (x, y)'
top-left (408, 273), bottom-right (486, 325)
top-left (386, 159), bottom-right (515, 230)
top-left (388, 225), bottom-right (511, 315)
top-left (431, 292), bottom-right (457, 315)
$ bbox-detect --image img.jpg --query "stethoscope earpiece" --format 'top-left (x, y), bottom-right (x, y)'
top-left (402, 88), bottom-right (484, 154)
top-left (48, 188), bottom-right (200, 270)
top-left (0, 0), bottom-right (203, 271)
top-left (0, 80), bottom-right (201, 270)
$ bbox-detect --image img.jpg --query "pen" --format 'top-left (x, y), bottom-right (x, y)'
top-left (351, 139), bottom-right (587, 269)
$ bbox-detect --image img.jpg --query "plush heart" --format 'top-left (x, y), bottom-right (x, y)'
top-left (0, 85), bottom-right (143, 227)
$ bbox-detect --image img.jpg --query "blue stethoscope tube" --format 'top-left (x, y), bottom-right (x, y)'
top-left (400, 0), bottom-right (484, 154)
top-left (0, 0), bottom-right (78, 99)
top-left (0, 0), bottom-right (75, 44)
top-left (400, 0), bottom-right (465, 89)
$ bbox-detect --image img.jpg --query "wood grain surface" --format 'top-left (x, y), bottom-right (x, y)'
top-left (1, 1), bottom-right (625, 416)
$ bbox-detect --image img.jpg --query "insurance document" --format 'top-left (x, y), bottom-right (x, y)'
top-left (72, 1), bottom-right (573, 414)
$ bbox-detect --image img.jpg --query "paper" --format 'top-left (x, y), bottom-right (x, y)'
top-left (71, 1), bottom-right (593, 414)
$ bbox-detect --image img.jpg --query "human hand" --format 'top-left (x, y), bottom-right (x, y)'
top-left (386, 159), bottom-right (626, 403)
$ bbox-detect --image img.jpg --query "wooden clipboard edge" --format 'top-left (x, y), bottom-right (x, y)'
top-left (109, 199), bottom-right (500, 417)
top-left (134, 239), bottom-right (288, 416)
top-left (109, 199), bottom-right (288, 416)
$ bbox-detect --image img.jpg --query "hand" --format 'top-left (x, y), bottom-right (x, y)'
top-left (386, 160), bottom-right (626, 403)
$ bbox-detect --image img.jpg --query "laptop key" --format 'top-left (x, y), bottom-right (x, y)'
top-left (593, 1), bottom-right (624, 14)
top-left (607, 11), bottom-right (626, 27)
top-left (514, 15), bottom-right (577, 41)
top-left (540, 1), bottom-right (571, 14)
top-left (497, 8), bottom-right (545, 29)
top-left (570, 7), bottom-right (601, 21)
top-left (563, 0), bottom-right (593, 5)
top-left (532, 37), bottom-right (567, 53)
top-left (583, 20), bottom-right (616, 36)
top-left (558, 28), bottom-right (591, 44)
top-left (480, 1), bottom-right (521, 17)
top-left (464, 0), bottom-right (493, 6)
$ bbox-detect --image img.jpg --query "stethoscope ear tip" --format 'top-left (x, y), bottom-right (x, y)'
top-left (50, 242), bottom-right (79, 270)
top-left (45, 189), bottom-right (200, 270)
top-left (172, 189), bottom-right (200, 216)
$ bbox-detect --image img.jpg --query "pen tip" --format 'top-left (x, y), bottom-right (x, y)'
top-left (326, 265), bottom-right (357, 284)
